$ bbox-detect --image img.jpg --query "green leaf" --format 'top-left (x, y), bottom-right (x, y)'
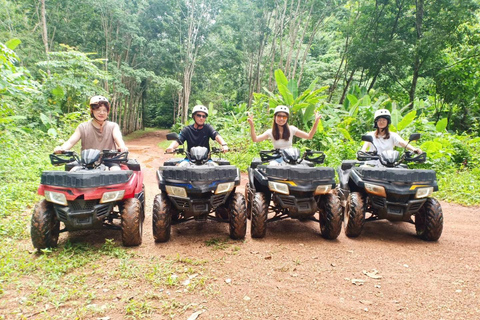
top-left (338, 128), bottom-right (352, 141)
top-left (288, 80), bottom-right (298, 100)
top-left (397, 110), bottom-right (416, 131)
top-left (5, 39), bottom-right (21, 51)
top-left (278, 84), bottom-right (293, 105)
top-left (51, 86), bottom-right (64, 98)
top-left (274, 69), bottom-right (288, 88)
top-left (435, 118), bottom-right (448, 132)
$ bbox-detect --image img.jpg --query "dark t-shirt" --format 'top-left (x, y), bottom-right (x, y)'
top-left (178, 124), bottom-right (219, 152)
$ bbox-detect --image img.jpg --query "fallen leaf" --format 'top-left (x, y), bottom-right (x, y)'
top-left (187, 310), bottom-right (205, 320)
top-left (363, 269), bottom-right (382, 279)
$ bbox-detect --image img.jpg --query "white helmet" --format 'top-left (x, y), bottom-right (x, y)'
top-left (89, 95), bottom-right (110, 106)
top-left (274, 105), bottom-right (290, 115)
top-left (191, 105), bottom-right (208, 117)
top-left (374, 109), bottom-right (391, 128)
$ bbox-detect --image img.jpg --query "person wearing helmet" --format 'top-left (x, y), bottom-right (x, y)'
top-left (54, 95), bottom-right (128, 170)
top-left (247, 105), bottom-right (321, 149)
top-left (166, 105), bottom-right (228, 154)
top-left (361, 108), bottom-right (422, 155)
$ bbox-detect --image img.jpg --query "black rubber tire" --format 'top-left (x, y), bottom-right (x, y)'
top-left (215, 206), bottom-right (230, 220)
top-left (121, 198), bottom-right (143, 247)
top-left (31, 200), bottom-right (60, 250)
top-left (152, 193), bottom-right (172, 243)
top-left (245, 183), bottom-right (252, 220)
top-left (318, 193), bottom-right (343, 240)
top-left (344, 192), bottom-right (366, 238)
top-left (229, 192), bottom-right (247, 240)
top-left (251, 192), bottom-right (268, 238)
top-left (140, 184), bottom-right (146, 222)
top-left (415, 198), bottom-right (443, 241)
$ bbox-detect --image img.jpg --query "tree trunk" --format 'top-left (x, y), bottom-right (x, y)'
top-left (39, 0), bottom-right (50, 75)
top-left (409, 0), bottom-right (424, 103)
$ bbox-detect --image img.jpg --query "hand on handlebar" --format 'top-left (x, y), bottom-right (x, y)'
top-left (54, 146), bottom-right (65, 154)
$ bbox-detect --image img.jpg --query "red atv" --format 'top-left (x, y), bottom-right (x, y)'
top-left (31, 149), bottom-right (144, 249)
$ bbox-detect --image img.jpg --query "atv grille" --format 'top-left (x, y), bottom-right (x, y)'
top-left (70, 200), bottom-right (98, 211)
top-left (172, 198), bottom-right (190, 210)
top-left (371, 196), bottom-right (385, 208)
top-left (211, 194), bottom-right (227, 208)
top-left (277, 194), bottom-right (296, 207)
top-left (96, 204), bottom-right (111, 218)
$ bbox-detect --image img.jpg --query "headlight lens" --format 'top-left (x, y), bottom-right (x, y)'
top-left (364, 183), bottom-right (386, 197)
top-left (314, 185), bottom-right (332, 195)
top-left (215, 182), bottom-right (235, 194)
top-left (100, 190), bottom-right (125, 203)
top-left (415, 187), bottom-right (433, 199)
top-left (45, 191), bottom-right (68, 206)
top-left (165, 186), bottom-right (187, 198)
top-left (268, 181), bottom-right (289, 195)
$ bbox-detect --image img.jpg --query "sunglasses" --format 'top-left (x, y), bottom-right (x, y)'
top-left (195, 114), bottom-right (207, 119)
top-left (276, 115), bottom-right (288, 119)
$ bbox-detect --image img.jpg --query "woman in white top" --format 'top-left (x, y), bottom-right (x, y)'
top-left (248, 105), bottom-right (321, 149)
top-left (361, 109), bottom-right (422, 155)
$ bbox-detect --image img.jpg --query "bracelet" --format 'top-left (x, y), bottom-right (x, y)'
top-left (222, 144), bottom-right (228, 146)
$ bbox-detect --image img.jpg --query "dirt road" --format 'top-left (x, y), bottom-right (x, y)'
top-left (123, 129), bottom-right (480, 319)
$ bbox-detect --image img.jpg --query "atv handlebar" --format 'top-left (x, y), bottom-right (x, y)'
top-left (49, 152), bottom-right (79, 165)
top-left (405, 151), bottom-right (426, 163)
top-left (356, 150), bottom-right (378, 161)
top-left (102, 150), bottom-right (129, 163)
top-left (260, 149), bottom-right (281, 162)
top-left (303, 150), bottom-right (325, 164)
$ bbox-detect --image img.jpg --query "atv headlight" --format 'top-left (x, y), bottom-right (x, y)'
top-left (100, 190), bottom-right (125, 203)
top-left (314, 185), bottom-right (332, 195)
top-left (364, 183), bottom-right (386, 197)
top-left (415, 187), bottom-right (433, 199)
top-left (45, 191), bottom-right (67, 206)
top-left (165, 186), bottom-right (187, 198)
top-left (215, 182), bottom-right (235, 194)
top-left (268, 181), bottom-right (289, 195)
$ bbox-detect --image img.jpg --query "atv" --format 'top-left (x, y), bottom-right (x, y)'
top-left (245, 147), bottom-right (342, 239)
top-left (31, 149), bottom-right (145, 249)
top-left (337, 133), bottom-right (443, 241)
top-left (152, 133), bottom-right (246, 242)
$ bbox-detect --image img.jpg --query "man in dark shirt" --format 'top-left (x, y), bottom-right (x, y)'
top-left (166, 105), bottom-right (228, 153)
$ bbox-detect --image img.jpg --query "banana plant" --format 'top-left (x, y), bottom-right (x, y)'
top-left (255, 69), bottom-right (328, 130)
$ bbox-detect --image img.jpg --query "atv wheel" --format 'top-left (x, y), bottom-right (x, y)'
top-left (121, 198), bottom-right (143, 246)
top-left (152, 193), bottom-right (172, 243)
top-left (215, 206), bottom-right (230, 220)
top-left (245, 183), bottom-right (252, 219)
top-left (229, 192), bottom-right (247, 240)
top-left (318, 193), bottom-right (343, 240)
top-left (31, 200), bottom-right (60, 250)
top-left (140, 184), bottom-right (146, 222)
top-left (415, 198), bottom-right (443, 241)
top-left (251, 192), bottom-right (268, 238)
top-left (344, 192), bottom-right (365, 238)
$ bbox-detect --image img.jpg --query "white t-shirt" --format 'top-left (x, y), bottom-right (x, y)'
top-left (264, 125), bottom-right (299, 149)
top-left (363, 131), bottom-right (406, 154)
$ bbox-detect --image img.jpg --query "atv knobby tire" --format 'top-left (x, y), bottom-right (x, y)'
top-left (31, 199), bottom-right (60, 250)
top-left (229, 192), bottom-right (247, 240)
top-left (318, 193), bottom-right (342, 240)
top-left (251, 192), bottom-right (268, 238)
top-left (344, 192), bottom-right (366, 238)
top-left (245, 183), bottom-right (252, 220)
top-left (121, 198), bottom-right (143, 246)
top-left (152, 193), bottom-right (172, 243)
top-left (415, 198), bottom-right (443, 241)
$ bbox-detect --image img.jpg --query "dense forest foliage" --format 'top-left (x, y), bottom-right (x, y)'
top-left (1, 0), bottom-right (480, 227)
